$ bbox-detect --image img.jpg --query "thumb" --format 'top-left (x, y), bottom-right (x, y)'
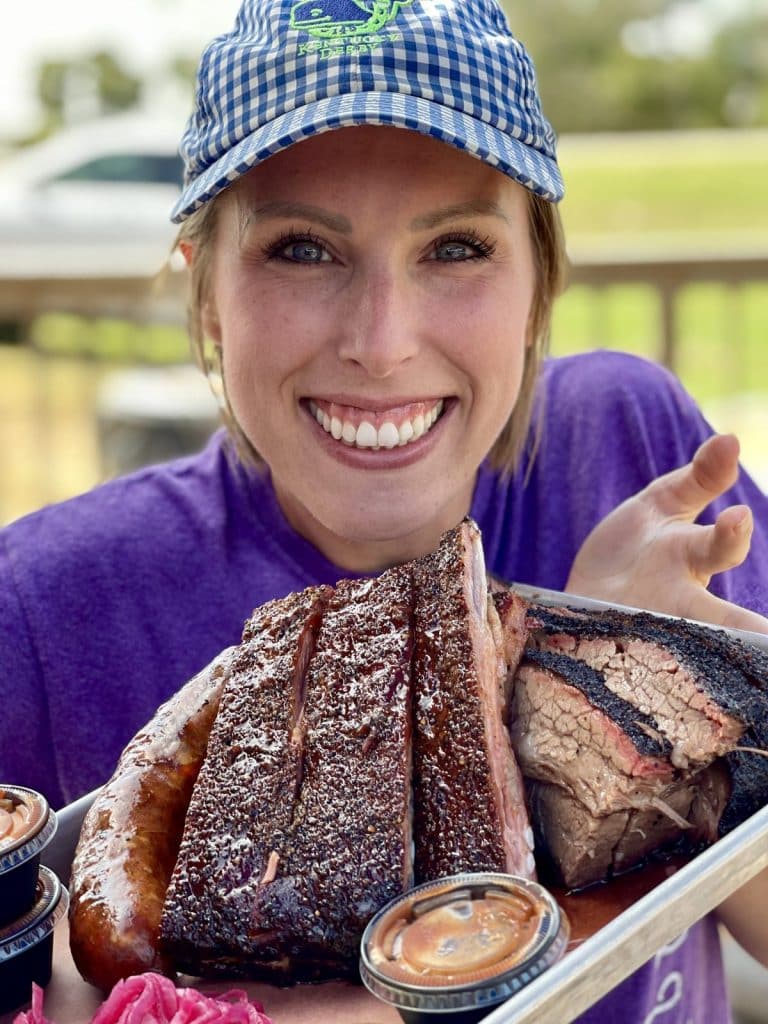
top-left (645, 434), bottom-right (741, 519)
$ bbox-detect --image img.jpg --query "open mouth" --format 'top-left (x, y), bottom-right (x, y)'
top-left (307, 398), bottom-right (446, 450)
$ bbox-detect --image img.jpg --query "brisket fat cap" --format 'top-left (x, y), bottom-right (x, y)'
top-left (159, 569), bottom-right (415, 982)
top-left (511, 649), bottom-right (677, 817)
top-left (526, 605), bottom-right (765, 767)
top-left (413, 520), bottom-right (535, 882)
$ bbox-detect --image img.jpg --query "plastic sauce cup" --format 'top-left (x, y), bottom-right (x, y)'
top-left (0, 785), bottom-right (58, 929)
top-left (360, 873), bottom-right (569, 1024)
top-left (0, 864), bottom-right (69, 1014)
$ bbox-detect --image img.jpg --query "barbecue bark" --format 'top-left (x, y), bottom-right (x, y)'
top-left (412, 521), bottom-right (535, 882)
top-left (160, 569), bottom-right (414, 982)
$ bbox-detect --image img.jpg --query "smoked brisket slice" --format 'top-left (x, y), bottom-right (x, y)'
top-left (526, 605), bottom-right (759, 765)
top-left (413, 520), bottom-right (535, 882)
top-left (528, 760), bottom-right (731, 889)
top-left (510, 649), bottom-right (675, 817)
top-left (526, 604), bottom-right (768, 835)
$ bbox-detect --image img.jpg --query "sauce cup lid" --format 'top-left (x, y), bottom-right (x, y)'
top-left (0, 786), bottom-right (57, 873)
top-left (360, 873), bottom-right (569, 1016)
top-left (0, 865), bottom-right (69, 963)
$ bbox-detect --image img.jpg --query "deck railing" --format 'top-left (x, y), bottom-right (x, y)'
top-left (566, 250), bottom-right (768, 371)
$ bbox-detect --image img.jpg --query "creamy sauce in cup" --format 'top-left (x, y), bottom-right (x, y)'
top-left (361, 873), bottom-right (569, 1023)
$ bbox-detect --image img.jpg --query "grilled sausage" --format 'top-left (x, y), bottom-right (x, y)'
top-left (68, 647), bottom-right (235, 992)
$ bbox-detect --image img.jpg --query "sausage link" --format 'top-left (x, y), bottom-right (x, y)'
top-left (68, 647), bottom-right (236, 992)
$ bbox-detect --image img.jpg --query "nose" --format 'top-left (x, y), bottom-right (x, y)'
top-left (336, 266), bottom-right (420, 378)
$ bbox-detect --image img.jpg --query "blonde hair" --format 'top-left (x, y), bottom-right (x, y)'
top-left (175, 187), bottom-right (567, 476)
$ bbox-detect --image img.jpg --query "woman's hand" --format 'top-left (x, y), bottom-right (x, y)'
top-left (566, 433), bottom-right (768, 634)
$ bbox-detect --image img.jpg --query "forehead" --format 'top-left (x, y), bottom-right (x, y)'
top-left (227, 125), bottom-right (528, 217)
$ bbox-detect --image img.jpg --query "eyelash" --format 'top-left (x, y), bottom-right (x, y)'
top-left (433, 231), bottom-right (496, 260)
top-left (262, 230), bottom-right (328, 262)
top-left (260, 228), bottom-right (497, 263)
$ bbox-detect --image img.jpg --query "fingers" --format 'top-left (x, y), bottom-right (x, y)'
top-left (645, 434), bottom-right (741, 519)
top-left (685, 505), bottom-right (753, 584)
top-left (678, 587), bottom-right (768, 637)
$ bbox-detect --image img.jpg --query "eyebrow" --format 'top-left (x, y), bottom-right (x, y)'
top-left (236, 197), bottom-right (509, 242)
top-left (238, 201), bottom-right (353, 241)
top-left (410, 199), bottom-right (510, 230)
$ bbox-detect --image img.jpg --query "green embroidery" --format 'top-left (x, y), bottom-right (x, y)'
top-left (290, 1), bottom-right (414, 42)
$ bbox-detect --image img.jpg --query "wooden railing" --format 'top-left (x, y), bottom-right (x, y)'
top-left (566, 250), bottom-right (768, 371)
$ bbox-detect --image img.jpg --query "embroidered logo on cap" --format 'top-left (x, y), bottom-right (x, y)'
top-left (291, 0), bottom-right (413, 52)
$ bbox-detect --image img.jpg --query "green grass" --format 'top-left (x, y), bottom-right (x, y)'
top-left (557, 130), bottom-right (768, 250)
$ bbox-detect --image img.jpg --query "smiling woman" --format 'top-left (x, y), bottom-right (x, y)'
top-left (179, 127), bottom-right (543, 571)
top-left (2, 0), bottom-right (768, 1021)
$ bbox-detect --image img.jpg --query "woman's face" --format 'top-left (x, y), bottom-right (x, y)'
top-left (203, 126), bottom-right (536, 571)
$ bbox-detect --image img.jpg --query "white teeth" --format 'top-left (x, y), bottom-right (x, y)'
top-left (355, 422), bottom-right (378, 448)
top-left (377, 422), bottom-right (400, 449)
top-left (311, 399), bottom-right (445, 450)
top-left (398, 421), bottom-right (414, 446)
top-left (342, 421), bottom-right (357, 444)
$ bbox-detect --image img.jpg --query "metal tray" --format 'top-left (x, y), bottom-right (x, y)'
top-left (482, 583), bottom-right (768, 1022)
top-left (45, 588), bottom-right (768, 1023)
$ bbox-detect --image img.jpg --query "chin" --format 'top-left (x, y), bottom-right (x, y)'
top-left (319, 493), bottom-right (461, 557)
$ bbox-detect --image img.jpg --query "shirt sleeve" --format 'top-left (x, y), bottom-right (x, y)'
top-left (0, 532), bottom-right (64, 808)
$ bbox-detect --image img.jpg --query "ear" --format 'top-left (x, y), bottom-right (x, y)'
top-left (177, 241), bottom-right (195, 267)
top-left (178, 241), bottom-right (223, 345)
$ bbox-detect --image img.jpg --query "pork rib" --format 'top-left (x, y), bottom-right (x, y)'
top-left (159, 585), bottom-right (331, 979)
top-left (160, 568), bottom-right (414, 982)
top-left (412, 520), bottom-right (535, 882)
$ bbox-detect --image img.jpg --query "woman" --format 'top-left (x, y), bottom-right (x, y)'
top-left (2, 0), bottom-right (767, 1018)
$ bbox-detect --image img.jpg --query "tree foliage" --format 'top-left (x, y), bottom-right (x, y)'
top-left (502, 1), bottom-right (768, 131)
top-left (36, 51), bottom-right (142, 132)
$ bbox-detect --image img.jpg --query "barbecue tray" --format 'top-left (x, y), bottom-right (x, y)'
top-left (41, 587), bottom-right (768, 1024)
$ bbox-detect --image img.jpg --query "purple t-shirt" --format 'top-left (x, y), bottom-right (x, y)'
top-left (3, 350), bottom-right (764, 1022)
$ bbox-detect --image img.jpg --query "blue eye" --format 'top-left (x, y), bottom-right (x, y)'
top-left (265, 232), bottom-right (332, 263)
top-left (285, 240), bottom-right (328, 262)
top-left (432, 233), bottom-right (495, 262)
top-left (435, 241), bottom-right (473, 261)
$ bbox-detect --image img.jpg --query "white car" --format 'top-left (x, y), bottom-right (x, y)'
top-left (0, 112), bottom-right (186, 276)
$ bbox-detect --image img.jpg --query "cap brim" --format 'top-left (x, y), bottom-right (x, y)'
top-left (171, 91), bottom-right (564, 222)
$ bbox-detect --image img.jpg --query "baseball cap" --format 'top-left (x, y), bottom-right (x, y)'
top-left (172, 0), bottom-right (564, 223)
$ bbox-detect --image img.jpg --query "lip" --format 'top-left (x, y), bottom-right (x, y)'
top-left (302, 397), bottom-right (453, 468)
top-left (305, 396), bottom-right (447, 416)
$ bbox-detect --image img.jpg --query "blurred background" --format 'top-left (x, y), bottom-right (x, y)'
top-left (0, 1), bottom-right (766, 1018)
top-left (0, 0), bottom-right (766, 528)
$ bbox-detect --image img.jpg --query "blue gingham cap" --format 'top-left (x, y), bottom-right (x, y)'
top-left (172, 0), bottom-right (564, 222)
